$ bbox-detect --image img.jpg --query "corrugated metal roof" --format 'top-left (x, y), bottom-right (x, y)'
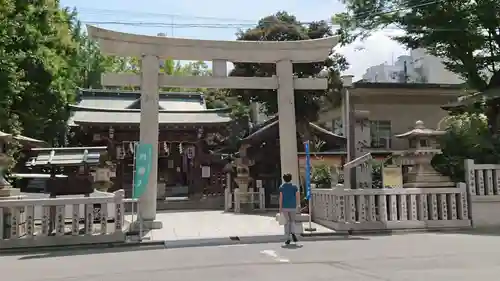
top-left (26, 146), bottom-right (106, 166)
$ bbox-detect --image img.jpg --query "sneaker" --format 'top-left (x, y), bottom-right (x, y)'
top-left (285, 239), bottom-right (291, 245)
top-left (291, 234), bottom-right (298, 242)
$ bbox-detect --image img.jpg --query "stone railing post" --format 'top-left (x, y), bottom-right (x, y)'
top-left (234, 188), bottom-right (241, 213)
top-left (113, 189), bottom-right (125, 233)
top-left (249, 187), bottom-right (255, 208)
top-left (464, 159), bottom-right (476, 195)
top-left (224, 187), bottom-right (232, 211)
top-left (259, 187), bottom-right (265, 210)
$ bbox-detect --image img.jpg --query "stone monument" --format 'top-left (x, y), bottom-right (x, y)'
top-left (395, 120), bottom-right (454, 188)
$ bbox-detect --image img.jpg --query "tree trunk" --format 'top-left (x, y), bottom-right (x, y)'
top-left (486, 102), bottom-right (500, 136)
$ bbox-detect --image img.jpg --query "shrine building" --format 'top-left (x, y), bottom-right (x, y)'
top-left (67, 89), bottom-right (232, 199)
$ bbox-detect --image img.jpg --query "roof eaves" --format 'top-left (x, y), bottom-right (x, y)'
top-left (69, 104), bottom-right (232, 114)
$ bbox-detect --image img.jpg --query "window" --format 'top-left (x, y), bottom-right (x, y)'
top-left (370, 120), bottom-right (392, 149)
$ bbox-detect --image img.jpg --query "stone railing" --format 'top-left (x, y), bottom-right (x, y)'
top-left (0, 190), bottom-right (125, 249)
top-left (464, 159), bottom-right (500, 196)
top-left (226, 188), bottom-right (265, 213)
top-left (311, 184), bottom-right (471, 232)
top-left (464, 159), bottom-right (500, 228)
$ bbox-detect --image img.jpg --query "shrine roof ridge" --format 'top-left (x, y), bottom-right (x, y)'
top-left (78, 88), bottom-right (206, 100)
top-left (354, 81), bottom-right (465, 90)
top-left (31, 146), bottom-right (107, 152)
top-left (69, 104), bottom-right (232, 114)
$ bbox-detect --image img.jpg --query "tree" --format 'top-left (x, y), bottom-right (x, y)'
top-left (432, 113), bottom-right (500, 181)
top-left (334, 0), bottom-right (500, 131)
top-left (229, 11), bottom-right (348, 141)
top-left (0, 0), bottom-right (81, 145)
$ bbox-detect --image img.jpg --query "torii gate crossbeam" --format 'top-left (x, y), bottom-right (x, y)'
top-left (88, 26), bottom-right (339, 228)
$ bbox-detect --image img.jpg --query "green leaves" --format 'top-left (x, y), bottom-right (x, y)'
top-left (0, 1), bottom-right (113, 146)
top-left (230, 11), bottom-right (348, 123)
top-left (335, 0), bottom-right (500, 91)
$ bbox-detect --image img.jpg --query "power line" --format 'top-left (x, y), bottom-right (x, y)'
top-left (73, 0), bottom-right (439, 27)
top-left (74, 7), bottom-right (264, 23)
top-left (80, 0), bottom-right (458, 32)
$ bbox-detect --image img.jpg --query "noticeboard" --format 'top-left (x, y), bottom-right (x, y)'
top-left (382, 165), bottom-right (403, 188)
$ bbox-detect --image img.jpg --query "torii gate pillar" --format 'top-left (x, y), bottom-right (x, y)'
top-left (88, 25), bottom-right (338, 224)
top-left (276, 60), bottom-right (300, 185)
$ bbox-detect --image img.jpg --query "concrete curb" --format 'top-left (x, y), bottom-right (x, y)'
top-left (162, 232), bottom-right (350, 249)
top-left (347, 227), bottom-right (472, 236)
top-left (0, 232), bottom-right (349, 254)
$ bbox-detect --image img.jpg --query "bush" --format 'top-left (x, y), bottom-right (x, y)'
top-left (311, 162), bottom-right (332, 188)
top-left (432, 113), bottom-right (500, 182)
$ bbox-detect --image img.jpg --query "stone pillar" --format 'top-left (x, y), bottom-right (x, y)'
top-left (212, 60), bottom-right (227, 77)
top-left (139, 55), bottom-right (161, 228)
top-left (354, 111), bottom-right (371, 189)
top-left (276, 60), bottom-right (300, 186)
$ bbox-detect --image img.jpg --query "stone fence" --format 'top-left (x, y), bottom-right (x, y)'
top-left (311, 184), bottom-right (471, 232)
top-left (225, 187), bottom-right (265, 213)
top-left (465, 159), bottom-right (500, 227)
top-left (0, 190), bottom-right (126, 249)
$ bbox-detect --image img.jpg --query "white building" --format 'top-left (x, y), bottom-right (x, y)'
top-left (362, 49), bottom-right (464, 84)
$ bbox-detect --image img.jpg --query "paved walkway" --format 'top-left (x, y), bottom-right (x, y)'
top-left (125, 211), bottom-right (333, 242)
top-left (4, 233), bottom-right (500, 280)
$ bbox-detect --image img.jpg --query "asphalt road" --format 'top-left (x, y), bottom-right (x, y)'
top-left (2, 232), bottom-right (500, 281)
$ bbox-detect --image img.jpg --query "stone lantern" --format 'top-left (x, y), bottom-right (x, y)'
top-left (92, 151), bottom-right (114, 192)
top-left (395, 120), bottom-right (454, 188)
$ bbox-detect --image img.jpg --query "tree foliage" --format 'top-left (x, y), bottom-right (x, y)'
top-left (0, 1), bottom-right (119, 146)
top-left (432, 113), bottom-right (500, 181)
top-left (229, 11), bottom-right (348, 136)
top-left (335, 0), bottom-right (500, 91)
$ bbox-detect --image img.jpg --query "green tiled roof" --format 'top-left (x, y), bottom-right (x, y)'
top-left (26, 146), bottom-right (107, 166)
top-left (68, 89), bottom-right (232, 125)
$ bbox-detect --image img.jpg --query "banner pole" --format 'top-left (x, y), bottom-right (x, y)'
top-left (304, 141), bottom-right (316, 232)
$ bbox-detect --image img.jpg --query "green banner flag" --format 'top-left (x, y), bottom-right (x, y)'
top-left (133, 143), bottom-right (153, 199)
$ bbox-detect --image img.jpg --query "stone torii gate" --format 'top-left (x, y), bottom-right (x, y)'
top-left (88, 26), bottom-right (339, 228)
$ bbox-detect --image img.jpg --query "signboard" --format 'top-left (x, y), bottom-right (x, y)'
top-left (133, 143), bottom-right (153, 199)
top-left (201, 166), bottom-right (211, 178)
top-left (382, 165), bottom-right (403, 189)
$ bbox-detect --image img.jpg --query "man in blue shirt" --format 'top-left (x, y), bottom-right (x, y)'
top-left (279, 173), bottom-right (300, 245)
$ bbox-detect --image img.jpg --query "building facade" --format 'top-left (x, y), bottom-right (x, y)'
top-left (362, 49), bottom-right (464, 84)
top-left (68, 89), bottom-right (232, 199)
top-left (318, 82), bottom-right (463, 153)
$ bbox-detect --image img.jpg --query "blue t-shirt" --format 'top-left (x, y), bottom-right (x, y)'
top-left (279, 183), bottom-right (298, 209)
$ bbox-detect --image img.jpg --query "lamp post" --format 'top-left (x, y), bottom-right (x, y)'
top-left (341, 75), bottom-right (354, 188)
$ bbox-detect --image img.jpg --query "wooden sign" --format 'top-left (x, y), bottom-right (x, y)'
top-left (382, 165), bottom-right (403, 188)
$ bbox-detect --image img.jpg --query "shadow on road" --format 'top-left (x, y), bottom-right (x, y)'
top-left (13, 243), bottom-right (166, 260)
top-left (433, 227), bottom-right (500, 237)
top-left (12, 236), bottom-right (367, 260)
top-left (281, 244), bottom-right (303, 250)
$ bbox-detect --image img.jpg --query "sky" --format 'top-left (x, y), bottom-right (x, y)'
top-left (60, 0), bottom-right (407, 79)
